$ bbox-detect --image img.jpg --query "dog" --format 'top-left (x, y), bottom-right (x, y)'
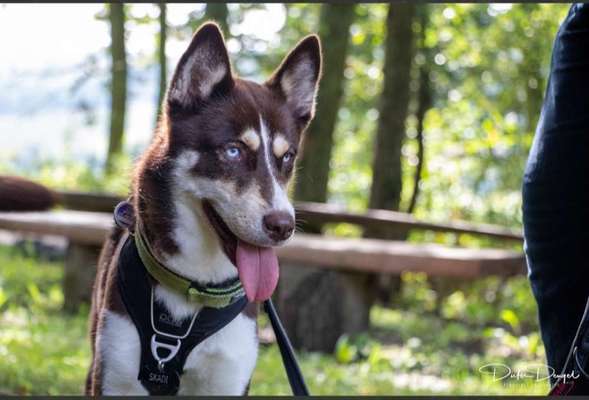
top-left (86, 22), bottom-right (322, 395)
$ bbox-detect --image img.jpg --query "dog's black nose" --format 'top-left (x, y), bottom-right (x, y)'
top-left (263, 212), bottom-right (295, 242)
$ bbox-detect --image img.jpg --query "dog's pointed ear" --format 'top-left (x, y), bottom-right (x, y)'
top-left (166, 22), bottom-right (233, 112)
top-left (266, 35), bottom-right (322, 125)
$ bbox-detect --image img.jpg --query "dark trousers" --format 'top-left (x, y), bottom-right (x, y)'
top-left (523, 3), bottom-right (589, 381)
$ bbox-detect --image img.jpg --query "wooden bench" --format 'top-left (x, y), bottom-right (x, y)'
top-left (0, 210), bottom-right (525, 276)
top-left (0, 208), bottom-right (525, 351)
top-left (55, 190), bottom-right (524, 242)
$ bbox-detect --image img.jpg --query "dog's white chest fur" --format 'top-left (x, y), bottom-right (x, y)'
top-left (99, 293), bottom-right (258, 395)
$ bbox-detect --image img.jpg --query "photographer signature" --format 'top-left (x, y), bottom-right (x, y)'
top-left (478, 363), bottom-right (579, 383)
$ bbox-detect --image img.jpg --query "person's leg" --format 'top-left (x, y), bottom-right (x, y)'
top-left (523, 3), bottom-right (589, 381)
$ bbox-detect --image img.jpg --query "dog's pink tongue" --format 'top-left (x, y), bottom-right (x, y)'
top-left (236, 240), bottom-right (279, 302)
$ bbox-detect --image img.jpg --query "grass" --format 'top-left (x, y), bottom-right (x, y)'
top-left (0, 244), bottom-right (549, 395)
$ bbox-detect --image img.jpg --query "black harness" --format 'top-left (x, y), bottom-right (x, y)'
top-left (116, 236), bottom-right (247, 395)
top-left (113, 200), bottom-right (308, 396)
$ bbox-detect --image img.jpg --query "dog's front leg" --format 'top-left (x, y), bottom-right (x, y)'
top-left (179, 314), bottom-right (259, 395)
top-left (99, 310), bottom-right (149, 395)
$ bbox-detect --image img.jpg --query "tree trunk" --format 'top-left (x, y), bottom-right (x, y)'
top-left (275, 263), bottom-right (374, 352)
top-left (275, 5), bottom-right (359, 353)
top-left (294, 4), bottom-right (356, 220)
top-left (106, 3), bottom-right (127, 174)
top-left (204, 3), bottom-right (229, 36)
top-left (365, 3), bottom-right (416, 239)
top-left (407, 6), bottom-right (432, 215)
top-left (63, 243), bottom-right (100, 313)
top-left (365, 4), bottom-right (416, 306)
top-left (155, 2), bottom-right (167, 126)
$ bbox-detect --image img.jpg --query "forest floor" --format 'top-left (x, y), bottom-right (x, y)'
top-left (0, 244), bottom-right (548, 395)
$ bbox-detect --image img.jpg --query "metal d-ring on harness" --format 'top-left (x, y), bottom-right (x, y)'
top-left (149, 288), bottom-right (198, 372)
top-left (113, 200), bottom-right (309, 396)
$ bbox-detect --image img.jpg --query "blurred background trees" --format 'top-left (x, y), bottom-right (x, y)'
top-left (294, 4), bottom-right (355, 216)
top-left (1, 3), bottom-right (568, 235)
top-left (366, 3), bottom-right (415, 238)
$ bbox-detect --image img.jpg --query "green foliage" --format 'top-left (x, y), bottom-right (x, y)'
top-left (294, 4), bottom-right (567, 228)
top-left (335, 333), bottom-right (377, 364)
top-left (406, 4), bottom-right (568, 227)
top-left (4, 4), bottom-right (571, 231)
top-left (397, 272), bottom-right (539, 332)
top-left (0, 247), bottom-right (89, 395)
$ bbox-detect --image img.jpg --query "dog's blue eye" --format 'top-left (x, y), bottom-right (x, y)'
top-left (283, 152), bottom-right (292, 163)
top-left (225, 147), bottom-right (241, 159)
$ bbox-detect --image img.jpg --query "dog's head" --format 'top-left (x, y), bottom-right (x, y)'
top-left (160, 23), bottom-right (321, 254)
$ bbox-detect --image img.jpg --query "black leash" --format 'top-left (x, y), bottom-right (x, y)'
top-left (264, 299), bottom-right (310, 396)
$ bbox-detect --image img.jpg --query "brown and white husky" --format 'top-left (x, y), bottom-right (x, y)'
top-left (86, 22), bottom-right (322, 395)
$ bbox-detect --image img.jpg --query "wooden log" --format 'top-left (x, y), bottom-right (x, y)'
top-left (276, 234), bottom-right (526, 278)
top-left (54, 190), bottom-right (123, 213)
top-left (63, 242), bottom-right (100, 312)
top-left (0, 210), bottom-right (111, 245)
top-left (295, 201), bottom-right (523, 242)
top-left (275, 263), bottom-right (374, 352)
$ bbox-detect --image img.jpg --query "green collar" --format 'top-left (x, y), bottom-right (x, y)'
top-left (134, 228), bottom-right (245, 308)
